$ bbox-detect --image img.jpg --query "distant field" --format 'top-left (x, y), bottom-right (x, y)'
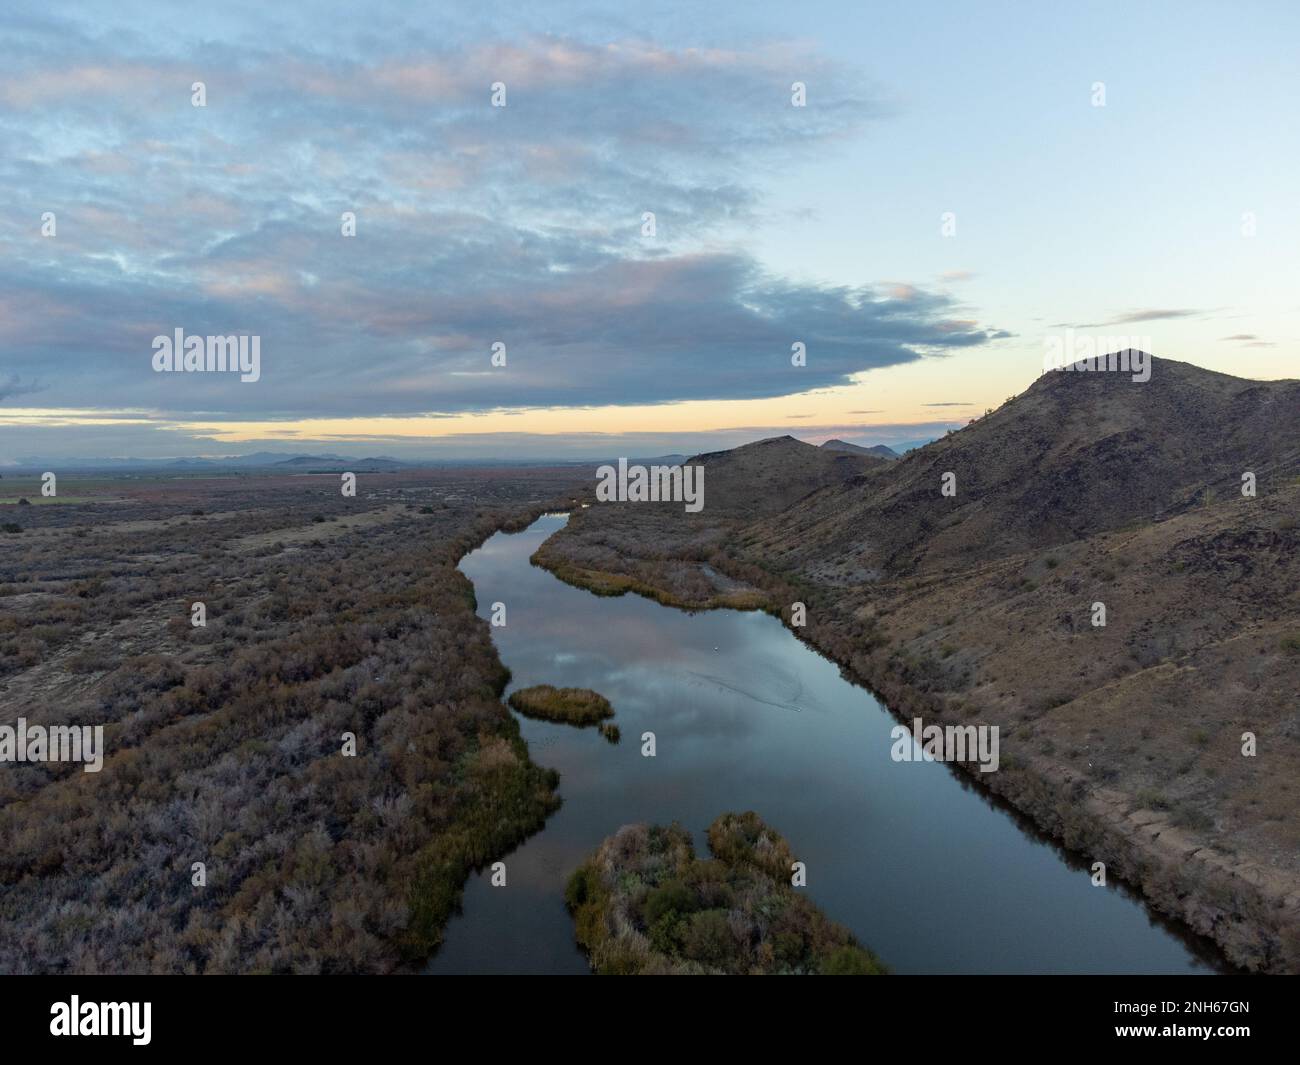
top-left (0, 495), bottom-right (98, 505)
top-left (0, 475), bottom-right (121, 503)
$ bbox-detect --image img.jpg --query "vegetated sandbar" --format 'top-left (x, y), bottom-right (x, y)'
top-left (508, 684), bottom-right (615, 726)
top-left (566, 811), bottom-right (886, 975)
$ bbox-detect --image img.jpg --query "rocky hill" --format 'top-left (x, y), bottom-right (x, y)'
top-left (689, 435), bottom-right (881, 515)
top-left (752, 357), bottom-right (1300, 582)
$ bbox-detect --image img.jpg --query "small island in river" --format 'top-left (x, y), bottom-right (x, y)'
top-left (566, 811), bottom-right (886, 975)
top-left (508, 684), bottom-right (615, 727)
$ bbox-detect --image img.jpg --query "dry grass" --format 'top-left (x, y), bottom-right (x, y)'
top-left (508, 685), bottom-right (614, 726)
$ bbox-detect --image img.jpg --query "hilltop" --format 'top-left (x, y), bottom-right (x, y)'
top-left (821, 439), bottom-right (900, 460)
top-left (688, 435), bottom-right (882, 515)
top-left (754, 356), bottom-right (1299, 582)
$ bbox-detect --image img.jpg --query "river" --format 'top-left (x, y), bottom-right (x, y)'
top-left (427, 513), bottom-right (1221, 974)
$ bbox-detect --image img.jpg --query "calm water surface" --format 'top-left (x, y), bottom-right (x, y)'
top-left (428, 514), bottom-right (1220, 974)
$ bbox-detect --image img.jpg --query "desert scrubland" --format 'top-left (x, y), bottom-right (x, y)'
top-left (0, 467), bottom-right (584, 972)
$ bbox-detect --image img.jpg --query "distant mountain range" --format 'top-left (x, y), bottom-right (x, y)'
top-left (820, 439), bottom-right (900, 459)
top-left (1, 452), bottom-right (419, 472)
top-left (3, 450), bottom-right (698, 472)
top-left (266, 455), bottom-right (412, 470)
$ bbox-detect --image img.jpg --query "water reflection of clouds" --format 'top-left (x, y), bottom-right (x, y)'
top-left (621, 665), bottom-right (766, 744)
top-left (683, 669), bottom-right (804, 714)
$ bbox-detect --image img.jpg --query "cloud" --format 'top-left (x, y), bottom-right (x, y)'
top-left (0, 247), bottom-right (1005, 415)
top-left (1056, 309), bottom-right (1209, 329)
top-left (1107, 309), bottom-right (1201, 324)
top-left (0, 374), bottom-right (46, 402)
top-left (0, 12), bottom-right (1002, 434)
top-left (1094, 309), bottom-right (1203, 327)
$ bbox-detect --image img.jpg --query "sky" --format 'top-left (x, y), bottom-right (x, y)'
top-left (1, 0), bottom-right (1296, 463)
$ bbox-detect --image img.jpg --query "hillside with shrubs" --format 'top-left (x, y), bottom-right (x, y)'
top-left (537, 358), bottom-right (1300, 972)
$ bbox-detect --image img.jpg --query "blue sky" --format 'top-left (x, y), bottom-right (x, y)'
top-left (1, 1), bottom-right (1296, 461)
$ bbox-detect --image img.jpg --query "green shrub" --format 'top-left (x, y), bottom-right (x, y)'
top-left (683, 910), bottom-right (735, 966)
top-left (643, 878), bottom-right (695, 926)
top-left (568, 814), bottom-right (886, 975)
top-left (821, 944), bottom-right (884, 975)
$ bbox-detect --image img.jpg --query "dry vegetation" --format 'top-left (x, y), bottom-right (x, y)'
top-left (507, 685), bottom-right (614, 726)
top-left (566, 811), bottom-right (885, 975)
top-left (0, 466), bottom-right (586, 973)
